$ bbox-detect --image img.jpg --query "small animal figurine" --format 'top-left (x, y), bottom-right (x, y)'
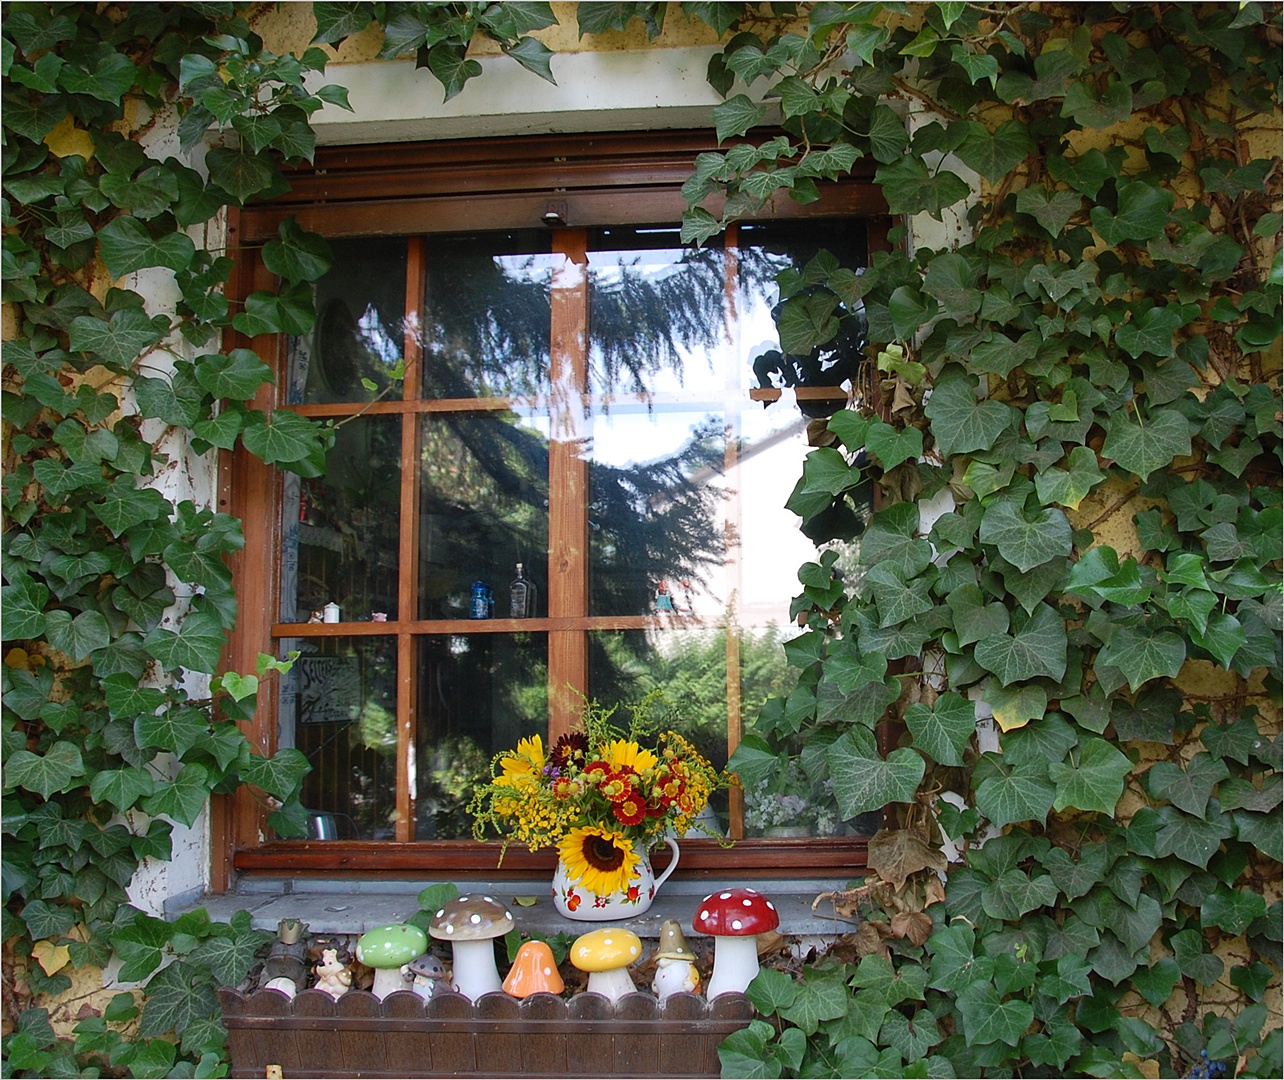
top-left (313, 947), bottom-right (353, 1000)
top-left (407, 953), bottom-right (448, 1000)
top-left (651, 919), bottom-right (700, 1000)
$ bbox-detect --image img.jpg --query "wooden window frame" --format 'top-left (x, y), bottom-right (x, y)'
top-left (214, 131), bottom-right (890, 890)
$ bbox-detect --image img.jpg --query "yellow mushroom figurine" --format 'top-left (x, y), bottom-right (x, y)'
top-left (570, 927), bottom-right (642, 1003)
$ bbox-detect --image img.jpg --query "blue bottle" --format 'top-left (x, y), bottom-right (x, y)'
top-left (470, 580), bottom-right (491, 619)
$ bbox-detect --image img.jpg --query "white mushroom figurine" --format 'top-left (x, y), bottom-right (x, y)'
top-left (355, 923), bottom-right (428, 1000)
top-left (570, 927), bottom-right (642, 1003)
top-left (692, 888), bottom-right (779, 999)
top-left (428, 895), bottom-right (514, 1000)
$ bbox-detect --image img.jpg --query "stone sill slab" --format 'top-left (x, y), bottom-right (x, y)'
top-left (170, 877), bottom-right (859, 938)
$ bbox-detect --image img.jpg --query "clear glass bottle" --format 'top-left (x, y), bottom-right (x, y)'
top-left (509, 562), bottom-right (536, 618)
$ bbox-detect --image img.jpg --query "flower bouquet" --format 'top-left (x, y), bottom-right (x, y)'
top-left (469, 694), bottom-right (736, 905)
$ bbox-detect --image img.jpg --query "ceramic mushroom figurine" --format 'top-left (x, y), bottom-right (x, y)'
top-left (355, 923), bottom-right (429, 1000)
top-left (650, 919), bottom-right (700, 1000)
top-left (569, 927), bottom-right (642, 1003)
top-left (407, 953), bottom-right (448, 1000)
top-left (313, 948), bottom-right (352, 1000)
top-left (502, 940), bottom-right (565, 998)
top-left (692, 888), bottom-right (779, 999)
top-left (428, 895), bottom-right (514, 1000)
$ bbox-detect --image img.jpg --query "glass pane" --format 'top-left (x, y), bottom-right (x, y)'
top-left (587, 228), bottom-right (727, 398)
top-left (281, 415), bottom-right (401, 623)
top-left (415, 633), bottom-right (547, 839)
top-left (287, 238), bottom-right (408, 405)
top-left (586, 406), bottom-right (727, 618)
top-left (279, 635), bottom-right (398, 840)
top-left (418, 411), bottom-right (550, 620)
top-left (737, 219), bottom-right (869, 411)
top-left (420, 231), bottom-right (556, 399)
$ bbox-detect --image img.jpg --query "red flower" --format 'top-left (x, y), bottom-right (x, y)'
top-left (626, 885), bottom-right (640, 902)
top-left (551, 732), bottom-right (590, 769)
top-left (613, 795), bottom-right (647, 826)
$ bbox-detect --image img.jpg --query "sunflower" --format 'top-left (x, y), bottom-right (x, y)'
top-left (496, 734), bottom-right (545, 788)
top-left (605, 738), bottom-right (658, 774)
top-left (557, 825), bottom-right (639, 897)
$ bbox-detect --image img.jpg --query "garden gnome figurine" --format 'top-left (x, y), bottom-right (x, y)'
top-left (651, 919), bottom-right (700, 1000)
top-left (313, 948), bottom-right (352, 1000)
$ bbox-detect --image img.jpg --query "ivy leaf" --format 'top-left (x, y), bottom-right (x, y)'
top-left (922, 252), bottom-right (981, 320)
top-left (1090, 180), bottom-right (1174, 245)
top-left (777, 292), bottom-right (840, 354)
top-left (134, 709), bottom-right (208, 758)
top-left (68, 310), bottom-right (165, 369)
top-left (89, 767), bottom-right (157, 812)
top-left (1200, 888), bottom-right (1267, 936)
top-left (1115, 304), bottom-right (1185, 359)
top-left (778, 971), bottom-right (850, 1035)
top-left (1169, 928), bottom-right (1224, 986)
top-left (875, 155), bottom-right (971, 218)
top-left (503, 36), bottom-right (557, 84)
top-left (947, 583), bottom-right (1009, 647)
top-left (1062, 77), bottom-right (1133, 129)
top-left (850, 954), bottom-right (927, 1008)
top-left (867, 828), bottom-right (948, 890)
top-left (205, 147), bottom-right (280, 203)
top-left (879, 1009), bottom-right (939, 1063)
top-left (3, 742), bottom-right (85, 799)
top-left (981, 868), bottom-right (1058, 920)
top-left (865, 562), bottom-right (933, 627)
top-left (974, 603), bottom-right (1067, 686)
top-left (1191, 611), bottom-right (1246, 669)
top-left (140, 763), bottom-right (211, 827)
top-left (974, 760), bottom-right (1055, 828)
top-left (956, 982), bottom-right (1034, 1047)
top-left (717, 1021), bottom-right (781, 1079)
top-left (1146, 753), bottom-right (1230, 817)
top-left (924, 368), bottom-right (1014, 456)
top-left (311, 2), bottom-right (374, 44)
top-left (143, 609), bottom-right (227, 674)
top-left (1014, 186), bottom-right (1083, 237)
top-left (1049, 737), bottom-right (1133, 814)
top-left (713, 94), bottom-right (765, 143)
top-left (985, 684), bottom-right (1049, 735)
top-left (44, 609), bottom-right (110, 661)
top-left (979, 498), bottom-right (1072, 573)
top-left (97, 217), bottom-right (195, 277)
top-left (187, 931), bottom-right (268, 987)
top-left (1034, 445), bottom-right (1104, 510)
top-left (237, 748), bottom-right (311, 801)
top-left (1097, 627), bottom-right (1186, 692)
top-left (1, 576), bottom-right (50, 639)
top-left (261, 217), bottom-right (334, 283)
top-left (826, 731), bottom-right (925, 817)
top-left (745, 967), bottom-right (797, 1015)
top-left (1154, 804), bottom-right (1234, 867)
top-left (1102, 408), bottom-right (1193, 481)
top-left (1131, 958), bottom-right (1181, 1007)
top-left (240, 410), bottom-right (329, 475)
top-left (955, 120), bottom-right (1035, 183)
top-left (139, 962), bottom-right (219, 1038)
top-left (905, 692), bottom-right (975, 766)
top-left (94, 479), bottom-right (169, 537)
top-left (59, 52), bottom-right (137, 101)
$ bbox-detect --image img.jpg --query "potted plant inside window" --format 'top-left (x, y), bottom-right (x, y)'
top-left (740, 761), bottom-right (840, 838)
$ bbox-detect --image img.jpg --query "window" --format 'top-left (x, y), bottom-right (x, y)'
top-left (218, 133), bottom-right (888, 885)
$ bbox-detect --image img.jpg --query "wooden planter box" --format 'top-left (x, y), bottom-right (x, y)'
top-left (218, 987), bottom-right (754, 1079)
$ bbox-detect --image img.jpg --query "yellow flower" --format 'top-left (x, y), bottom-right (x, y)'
top-left (605, 738), bottom-right (658, 774)
top-left (557, 825), bottom-right (640, 897)
top-left (496, 734), bottom-right (546, 788)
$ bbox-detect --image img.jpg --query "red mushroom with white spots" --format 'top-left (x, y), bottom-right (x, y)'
top-left (692, 888), bottom-right (779, 998)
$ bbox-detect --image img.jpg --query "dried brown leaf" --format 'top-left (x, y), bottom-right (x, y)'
top-left (867, 828), bottom-right (948, 890)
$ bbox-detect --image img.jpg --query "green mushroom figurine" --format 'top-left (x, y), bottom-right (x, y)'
top-left (355, 923), bottom-right (429, 1000)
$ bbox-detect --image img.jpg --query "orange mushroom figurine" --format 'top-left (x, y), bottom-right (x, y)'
top-left (502, 940), bottom-right (565, 998)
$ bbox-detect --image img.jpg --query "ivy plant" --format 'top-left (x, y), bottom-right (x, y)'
top-left (0, 2), bottom-right (563, 1074)
top-left (668, 2), bottom-right (1282, 1077)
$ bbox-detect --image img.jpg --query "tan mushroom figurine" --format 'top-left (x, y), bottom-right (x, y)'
top-left (692, 887), bottom-right (779, 999)
top-left (502, 939), bottom-right (565, 998)
top-left (428, 894), bottom-right (514, 1000)
top-left (570, 927), bottom-right (642, 1003)
top-left (650, 918), bottom-right (699, 1000)
top-left (355, 923), bottom-right (428, 1000)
